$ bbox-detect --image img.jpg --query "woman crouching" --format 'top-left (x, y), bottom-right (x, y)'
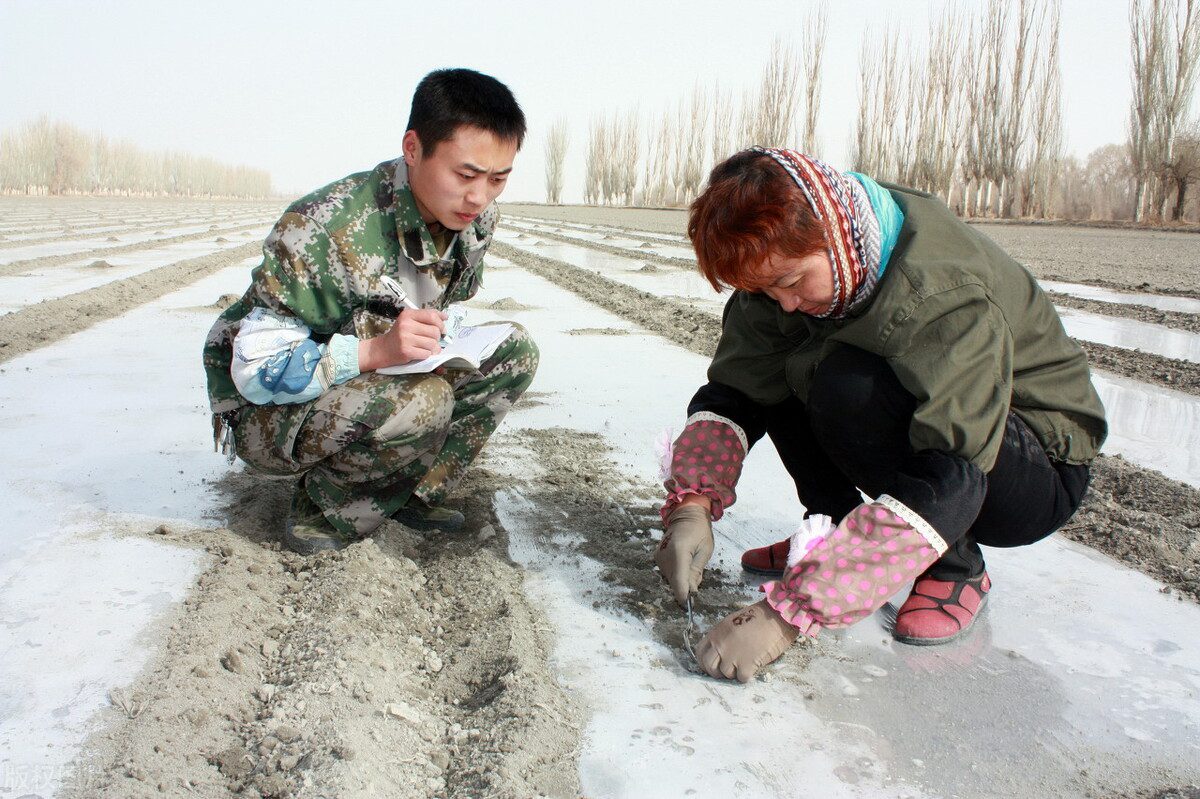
top-left (655, 148), bottom-right (1106, 682)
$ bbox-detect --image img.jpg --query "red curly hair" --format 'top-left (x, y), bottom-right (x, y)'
top-left (688, 150), bottom-right (828, 292)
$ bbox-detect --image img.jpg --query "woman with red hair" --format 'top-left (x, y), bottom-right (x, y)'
top-left (655, 148), bottom-right (1106, 682)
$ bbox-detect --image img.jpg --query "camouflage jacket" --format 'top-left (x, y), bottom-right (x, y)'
top-left (203, 157), bottom-right (496, 421)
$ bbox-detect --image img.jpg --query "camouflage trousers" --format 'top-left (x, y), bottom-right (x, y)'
top-left (234, 322), bottom-right (538, 536)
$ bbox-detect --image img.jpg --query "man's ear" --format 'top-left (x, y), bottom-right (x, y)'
top-left (401, 130), bottom-right (421, 167)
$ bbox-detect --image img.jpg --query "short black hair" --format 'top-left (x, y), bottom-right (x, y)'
top-left (407, 68), bottom-right (526, 154)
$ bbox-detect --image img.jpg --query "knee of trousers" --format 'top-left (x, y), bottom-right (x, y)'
top-left (807, 346), bottom-right (914, 449)
top-left (508, 322), bottom-right (540, 369)
top-left (372, 374), bottom-right (455, 443)
top-left (497, 322), bottom-right (540, 388)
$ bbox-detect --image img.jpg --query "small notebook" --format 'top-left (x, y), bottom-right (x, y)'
top-left (377, 323), bottom-right (514, 375)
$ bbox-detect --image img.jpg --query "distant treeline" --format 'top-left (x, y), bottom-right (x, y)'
top-left (552, 0), bottom-right (1200, 225)
top-left (0, 117), bottom-right (274, 198)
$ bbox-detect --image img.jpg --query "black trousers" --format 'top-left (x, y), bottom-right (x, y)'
top-left (698, 346), bottom-right (1091, 580)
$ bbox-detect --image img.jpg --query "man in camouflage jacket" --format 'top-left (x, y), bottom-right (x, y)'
top-left (202, 69), bottom-right (536, 553)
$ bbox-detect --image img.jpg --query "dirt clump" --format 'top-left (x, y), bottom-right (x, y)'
top-left (488, 297), bottom-right (538, 311)
top-left (566, 326), bottom-right (629, 336)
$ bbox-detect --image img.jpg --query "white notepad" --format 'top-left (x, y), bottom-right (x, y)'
top-left (376, 323), bottom-right (514, 375)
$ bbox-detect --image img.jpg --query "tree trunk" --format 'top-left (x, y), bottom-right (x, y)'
top-left (1173, 178), bottom-right (1187, 222)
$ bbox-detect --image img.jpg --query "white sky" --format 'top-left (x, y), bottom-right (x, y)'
top-left (0, 0), bottom-right (1147, 203)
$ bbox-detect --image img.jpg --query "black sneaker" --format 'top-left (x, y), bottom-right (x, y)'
top-left (391, 499), bottom-right (465, 532)
top-left (282, 489), bottom-right (351, 555)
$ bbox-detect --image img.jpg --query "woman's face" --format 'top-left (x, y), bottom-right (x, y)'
top-left (747, 251), bottom-right (835, 315)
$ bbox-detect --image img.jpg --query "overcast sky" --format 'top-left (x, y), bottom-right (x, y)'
top-left (0, 0), bottom-right (1147, 202)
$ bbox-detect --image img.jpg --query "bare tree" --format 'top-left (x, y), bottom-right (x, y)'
top-left (1022, 0), bottom-right (1063, 218)
top-left (676, 85), bottom-right (709, 204)
top-left (1129, 0), bottom-right (1169, 220)
top-left (0, 117), bottom-right (271, 196)
top-left (801, 5), bottom-right (828, 156)
top-left (1165, 119), bottom-right (1200, 219)
top-left (543, 117), bottom-right (569, 204)
top-left (745, 37), bottom-right (803, 148)
top-left (1082, 143), bottom-right (1137, 220)
top-left (616, 108), bottom-right (641, 205)
top-left (670, 99), bottom-right (689, 204)
top-left (976, 0), bottom-right (1010, 216)
top-left (709, 82), bottom-right (735, 169)
top-left (1153, 0), bottom-right (1200, 220)
top-left (851, 27), bottom-right (903, 180)
top-left (583, 116), bottom-right (604, 204)
top-left (994, 0), bottom-right (1045, 217)
top-left (642, 111), bottom-right (674, 207)
top-left (927, 7), bottom-right (970, 204)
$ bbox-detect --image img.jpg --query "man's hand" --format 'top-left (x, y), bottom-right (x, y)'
top-left (695, 599), bottom-right (799, 683)
top-left (655, 502), bottom-right (714, 607)
top-left (358, 309), bottom-right (448, 371)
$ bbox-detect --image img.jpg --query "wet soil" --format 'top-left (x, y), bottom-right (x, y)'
top-left (1078, 341), bottom-right (1200, 397)
top-left (1062, 454), bottom-right (1200, 602)
top-left (1048, 292), bottom-right (1200, 334)
top-left (10, 198), bottom-right (1195, 796)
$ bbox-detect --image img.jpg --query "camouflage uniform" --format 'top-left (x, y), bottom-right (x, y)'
top-left (203, 158), bottom-right (538, 536)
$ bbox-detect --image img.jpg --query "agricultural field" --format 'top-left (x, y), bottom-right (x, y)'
top-left (1, 196), bottom-right (1198, 798)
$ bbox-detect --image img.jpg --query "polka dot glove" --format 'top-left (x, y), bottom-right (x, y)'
top-left (761, 496), bottom-right (948, 637)
top-left (660, 413), bottom-right (748, 524)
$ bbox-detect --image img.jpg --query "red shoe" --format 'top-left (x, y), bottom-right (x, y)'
top-left (740, 538), bottom-right (791, 577)
top-left (893, 571), bottom-right (991, 646)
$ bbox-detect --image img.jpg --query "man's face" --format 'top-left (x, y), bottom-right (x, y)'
top-left (403, 125), bottom-right (518, 231)
top-left (745, 250), bottom-right (835, 315)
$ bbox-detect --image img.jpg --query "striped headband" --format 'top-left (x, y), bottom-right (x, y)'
top-left (750, 147), bottom-right (878, 319)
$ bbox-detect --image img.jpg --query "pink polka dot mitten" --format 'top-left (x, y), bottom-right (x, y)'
top-left (761, 496), bottom-right (949, 638)
top-left (660, 413), bottom-right (748, 524)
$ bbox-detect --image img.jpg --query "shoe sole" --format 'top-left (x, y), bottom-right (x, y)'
top-left (741, 562), bottom-right (785, 577)
top-left (892, 595), bottom-right (988, 646)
